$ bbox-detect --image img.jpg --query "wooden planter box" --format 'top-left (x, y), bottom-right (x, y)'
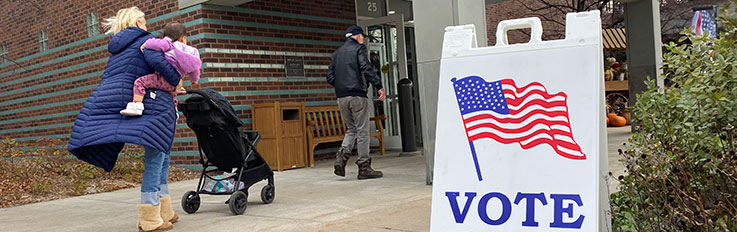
top-left (605, 80), bottom-right (628, 92)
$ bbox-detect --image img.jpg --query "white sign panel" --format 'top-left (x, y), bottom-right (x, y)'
top-left (430, 11), bottom-right (608, 231)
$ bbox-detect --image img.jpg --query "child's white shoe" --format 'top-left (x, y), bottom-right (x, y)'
top-left (120, 102), bottom-right (144, 116)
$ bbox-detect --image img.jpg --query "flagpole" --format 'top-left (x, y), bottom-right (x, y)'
top-left (453, 77), bottom-right (483, 181)
top-left (468, 141), bottom-right (483, 181)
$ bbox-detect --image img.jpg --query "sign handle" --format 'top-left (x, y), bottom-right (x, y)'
top-left (494, 17), bottom-right (543, 47)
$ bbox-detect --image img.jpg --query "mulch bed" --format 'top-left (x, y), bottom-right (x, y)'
top-left (0, 138), bottom-right (200, 208)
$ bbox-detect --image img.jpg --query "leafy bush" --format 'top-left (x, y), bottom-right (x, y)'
top-left (611, 2), bottom-right (737, 231)
top-left (0, 137), bottom-right (198, 208)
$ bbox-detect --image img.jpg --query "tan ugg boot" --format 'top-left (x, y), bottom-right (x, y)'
top-left (159, 196), bottom-right (179, 223)
top-left (137, 204), bottom-right (173, 232)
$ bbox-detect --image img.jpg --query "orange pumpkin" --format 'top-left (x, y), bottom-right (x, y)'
top-left (610, 115), bottom-right (627, 127)
top-left (606, 113), bottom-right (616, 127)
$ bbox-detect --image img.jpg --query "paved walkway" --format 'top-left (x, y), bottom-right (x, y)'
top-left (0, 153), bottom-right (432, 232)
top-left (0, 127), bottom-right (630, 232)
top-left (606, 126), bottom-right (631, 192)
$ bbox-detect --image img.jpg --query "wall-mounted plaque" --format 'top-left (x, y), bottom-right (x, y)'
top-left (284, 56), bottom-right (305, 77)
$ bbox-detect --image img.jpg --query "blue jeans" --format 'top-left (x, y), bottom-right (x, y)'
top-left (141, 146), bottom-right (170, 205)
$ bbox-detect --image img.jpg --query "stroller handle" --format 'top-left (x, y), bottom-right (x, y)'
top-left (177, 88), bottom-right (243, 128)
top-left (177, 89), bottom-right (212, 112)
top-left (182, 89), bottom-right (207, 96)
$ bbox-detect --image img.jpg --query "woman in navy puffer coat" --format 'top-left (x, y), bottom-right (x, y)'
top-left (68, 7), bottom-right (180, 231)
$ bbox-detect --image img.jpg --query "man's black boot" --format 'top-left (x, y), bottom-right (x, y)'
top-left (333, 149), bottom-right (349, 177)
top-left (356, 158), bottom-right (383, 179)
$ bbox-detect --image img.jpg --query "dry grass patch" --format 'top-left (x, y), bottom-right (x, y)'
top-left (0, 137), bottom-right (199, 208)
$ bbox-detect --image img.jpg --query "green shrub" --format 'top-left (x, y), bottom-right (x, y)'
top-left (611, 2), bottom-right (737, 231)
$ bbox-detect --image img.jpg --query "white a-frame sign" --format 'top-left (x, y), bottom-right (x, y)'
top-left (430, 11), bottom-right (609, 231)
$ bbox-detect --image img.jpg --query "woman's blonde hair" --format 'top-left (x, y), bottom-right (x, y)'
top-left (103, 7), bottom-right (145, 35)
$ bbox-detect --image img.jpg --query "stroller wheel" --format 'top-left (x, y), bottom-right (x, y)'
top-left (261, 184), bottom-right (275, 204)
top-left (181, 191), bottom-right (200, 214)
top-left (229, 191), bottom-right (248, 215)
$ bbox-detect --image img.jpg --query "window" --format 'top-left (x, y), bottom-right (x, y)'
top-left (39, 29), bottom-right (48, 52)
top-left (604, 1), bottom-right (623, 14)
top-left (1, 43), bottom-right (7, 64)
top-left (87, 12), bottom-right (100, 37)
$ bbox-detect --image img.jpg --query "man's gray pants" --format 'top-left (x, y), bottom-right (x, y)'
top-left (337, 96), bottom-right (371, 162)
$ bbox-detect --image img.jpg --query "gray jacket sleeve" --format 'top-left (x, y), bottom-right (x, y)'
top-left (357, 44), bottom-right (383, 90)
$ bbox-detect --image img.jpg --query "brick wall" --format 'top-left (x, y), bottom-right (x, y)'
top-left (0, 0), bottom-right (356, 167)
top-left (169, 1), bottom-right (357, 165)
top-left (0, 0), bottom-right (183, 143)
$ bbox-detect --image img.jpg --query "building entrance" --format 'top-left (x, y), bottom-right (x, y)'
top-left (359, 14), bottom-right (422, 149)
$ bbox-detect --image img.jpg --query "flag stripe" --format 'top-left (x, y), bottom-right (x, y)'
top-left (507, 99), bottom-right (567, 113)
top-left (467, 122), bottom-right (578, 142)
top-left (521, 134), bottom-right (580, 152)
top-left (468, 129), bottom-right (583, 159)
top-left (466, 114), bottom-right (569, 128)
top-left (500, 79), bottom-right (547, 96)
top-left (464, 108), bottom-right (569, 124)
top-left (466, 117), bottom-right (570, 132)
top-left (554, 134), bottom-right (575, 143)
top-left (521, 132), bottom-right (578, 150)
top-left (467, 125), bottom-right (571, 141)
top-left (503, 89), bottom-right (567, 105)
top-left (557, 146), bottom-right (585, 158)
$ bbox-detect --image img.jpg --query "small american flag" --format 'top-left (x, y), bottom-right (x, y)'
top-left (692, 9), bottom-right (717, 37)
top-left (452, 76), bottom-right (586, 166)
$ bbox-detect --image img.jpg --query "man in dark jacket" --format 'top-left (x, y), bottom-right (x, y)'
top-left (327, 25), bottom-right (386, 179)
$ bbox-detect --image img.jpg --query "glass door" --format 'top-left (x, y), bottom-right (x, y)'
top-left (367, 25), bottom-right (400, 137)
top-left (359, 15), bottom-right (408, 148)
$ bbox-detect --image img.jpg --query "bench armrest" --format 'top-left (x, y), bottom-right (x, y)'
top-left (370, 115), bottom-right (385, 133)
top-left (370, 115), bottom-right (386, 121)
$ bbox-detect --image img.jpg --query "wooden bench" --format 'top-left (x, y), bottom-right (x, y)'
top-left (304, 106), bottom-right (385, 167)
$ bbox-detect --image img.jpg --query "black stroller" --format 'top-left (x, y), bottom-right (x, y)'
top-left (178, 88), bottom-right (275, 215)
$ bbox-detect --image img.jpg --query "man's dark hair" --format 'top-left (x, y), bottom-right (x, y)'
top-left (162, 23), bottom-right (187, 40)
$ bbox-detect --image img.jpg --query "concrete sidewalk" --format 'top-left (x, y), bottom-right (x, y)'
top-left (0, 153), bottom-right (432, 232)
top-left (0, 127), bottom-right (630, 232)
top-left (607, 126), bottom-right (631, 192)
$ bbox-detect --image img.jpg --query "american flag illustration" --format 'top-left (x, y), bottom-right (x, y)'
top-left (451, 76), bottom-right (586, 181)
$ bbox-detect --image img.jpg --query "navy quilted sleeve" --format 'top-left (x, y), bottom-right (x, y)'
top-left (143, 48), bottom-right (181, 87)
